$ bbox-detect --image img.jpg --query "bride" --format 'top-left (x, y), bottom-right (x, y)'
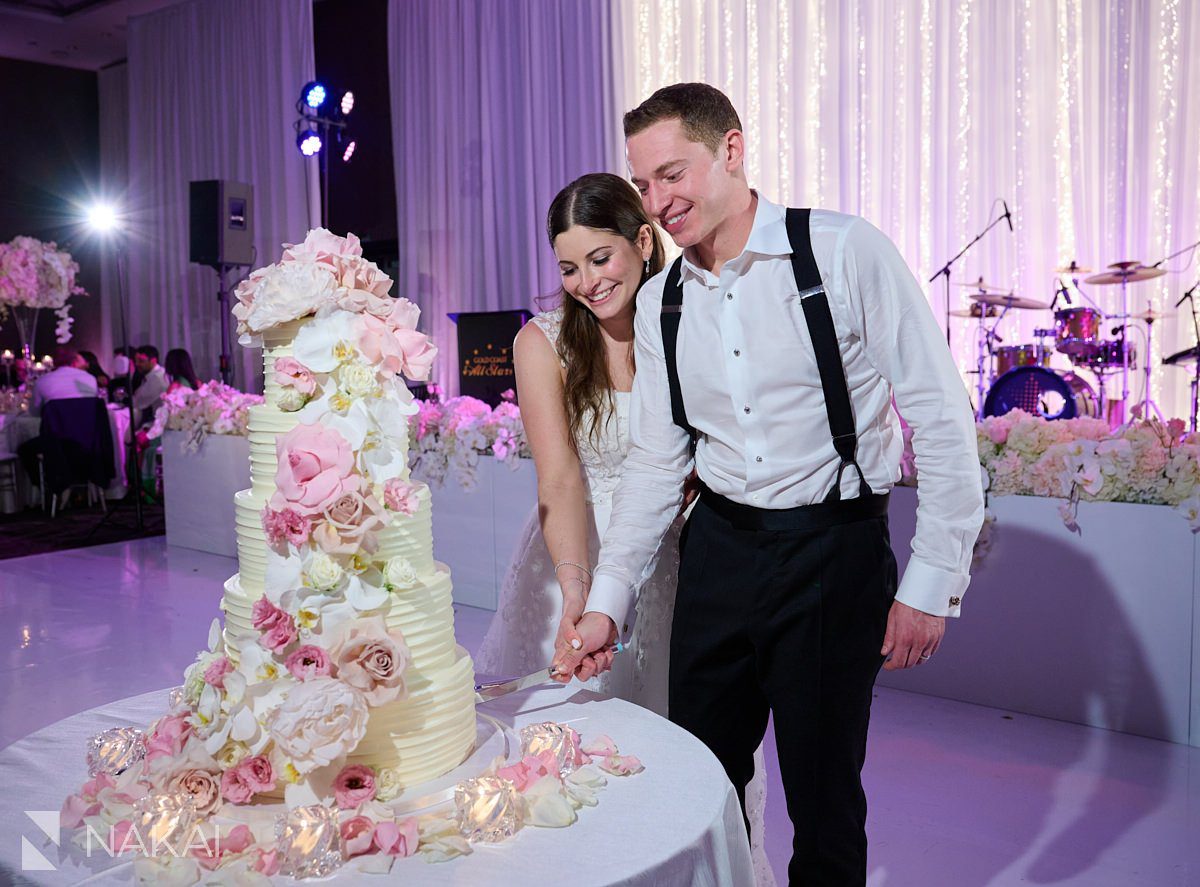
top-left (475, 172), bottom-right (774, 885)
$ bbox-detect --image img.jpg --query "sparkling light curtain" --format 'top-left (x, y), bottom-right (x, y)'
top-left (388, 0), bottom-right (623, 395)
top-left (125, 0), bottom-right (316, 392)
top-left (97, 62), bottom-right (129, 374)
top-left (616, 0), bottom-right (1200, 420)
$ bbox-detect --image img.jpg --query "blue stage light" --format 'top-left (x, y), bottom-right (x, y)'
top-left (303, 82), bottom-right (326, 109)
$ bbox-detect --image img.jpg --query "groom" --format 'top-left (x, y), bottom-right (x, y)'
top-left (554, 83), bottom-right (984, 884)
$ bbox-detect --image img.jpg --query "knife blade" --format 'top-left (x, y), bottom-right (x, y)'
top-left (473, 642), bottom-right (625, 704)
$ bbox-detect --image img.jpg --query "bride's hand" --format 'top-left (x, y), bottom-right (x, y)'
top-left (552, 578), bottom-right (588, 673)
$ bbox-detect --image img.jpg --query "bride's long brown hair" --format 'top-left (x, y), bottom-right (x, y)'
top-left (546, 173), bottom-right (665, 452)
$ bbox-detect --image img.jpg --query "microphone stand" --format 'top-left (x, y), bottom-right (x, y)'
top-left (1176, 281), bottom-right (1200, 432)
top-left (1150, 237), bottom-right (1200, 269)
top-left (929, 207), bottom-right (1012, 346)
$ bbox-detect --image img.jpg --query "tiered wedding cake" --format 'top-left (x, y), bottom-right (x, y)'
top-left (215, 229), bottom-right (475, 794)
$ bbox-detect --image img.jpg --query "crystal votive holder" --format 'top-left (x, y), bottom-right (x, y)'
top-left (275, 804), bottom-right (344, 880)
top-left (454, 776), bottom-right (522, 843)
top-left (86, 727), bottom-right (147, 777)
top-left (519, 721), bottom-right (579, 776)
top-left (133, 791), bottom-right (198, 856)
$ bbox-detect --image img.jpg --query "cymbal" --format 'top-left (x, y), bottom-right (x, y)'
top-left (970, 291), bottom-right (1050, 310)
top-left (949, 305), bottom-right (1000, 318)
top-left (1131, 308), bottom-right (1171, 322)
top-left (954, 277), bottom-right (1008, 292)
top-left (1164, 345), bottom-right (1199, 367)
top-left (1085, 262), bottom-right (1167, 285)
top-left (1054, 261), bottom-right (1093, 275)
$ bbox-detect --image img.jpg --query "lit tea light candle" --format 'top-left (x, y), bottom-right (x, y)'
top-left (454, 776), bottom-right (522, 842)
top-left (1, 350), bottom-right (12, 361)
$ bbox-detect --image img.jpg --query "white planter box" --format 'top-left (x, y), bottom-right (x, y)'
top-left (163, 430), bottom-right (250, 559)
top-left (878, 486), bottom-right (1200, 746)
top-left (417, 457), bottom-right (537, 611)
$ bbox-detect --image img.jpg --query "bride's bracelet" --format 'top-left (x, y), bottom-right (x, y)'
top-left (554, 561), bottom-right (593, 579)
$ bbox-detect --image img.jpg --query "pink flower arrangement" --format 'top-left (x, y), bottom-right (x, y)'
top-left (0, 235), bottom-right (85, 309)
top-left (146, 380), bottom-right (263, 450)
top-left (409, 396), bottom-right (531, 490)
top-left (219, 755), bottom-right (274, 804)
top-left (333, 763), bottom-right (377, 809)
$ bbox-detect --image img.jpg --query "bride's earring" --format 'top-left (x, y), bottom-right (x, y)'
top-left (643, 258), bottom-right (650, 276)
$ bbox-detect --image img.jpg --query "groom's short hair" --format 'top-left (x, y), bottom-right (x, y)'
top-left (623, 83), bottom-right (743, 155)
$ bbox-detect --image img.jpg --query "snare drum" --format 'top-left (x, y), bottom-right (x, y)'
top-left (994, 343), bottom-right (1051, 376)
top-left (1085, 339), bottom-right (1137, 370)
top-left (1054, 307), bottom-right (1102, 358)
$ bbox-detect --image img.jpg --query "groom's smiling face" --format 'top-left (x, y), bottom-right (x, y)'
top-left (627, 118), bottom-right (738, 251)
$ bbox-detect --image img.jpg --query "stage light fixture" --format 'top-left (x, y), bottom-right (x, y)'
top-left (85, 203), bottom-right (119, 233)
top-left (302, 82), bottom-right (327, 109)
top-left (297, 129), bottom-right (323, 156)
top-left (340, 91), bottom-right (354, 115)
top-left (342, 140), bottom-right (356, 163)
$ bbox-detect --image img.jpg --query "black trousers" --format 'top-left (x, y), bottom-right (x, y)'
top-left (669, 489), bottom-right (897, 886)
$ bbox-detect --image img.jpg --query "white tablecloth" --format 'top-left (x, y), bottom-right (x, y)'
top-left (0, 404), bottom-right (131, 510)
top-left (0, 686), bottom-right (753, 886)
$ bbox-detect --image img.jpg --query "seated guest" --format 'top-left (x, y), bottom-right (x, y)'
top-left (131, 345), bottom-right (168, 426)
top-left (164, 348), bottom-right (201, 393)
top-left (79, 350), bottom-right (111, 391)
top-left (111, 346), bottom-right (133, 379)
top-left (30, 346), bottom-right (99, 416)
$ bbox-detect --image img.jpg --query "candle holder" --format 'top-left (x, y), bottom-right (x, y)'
top-left (132, 790), bottom-right (198, 856)
top-left (454, 775), bottom-right (522, 842)
top-left (275, 804), bottom-right (344, 879)
top-left (86, 726), bottom-right (147, 777)
top-left (520, 722), bottom-right (582, 776)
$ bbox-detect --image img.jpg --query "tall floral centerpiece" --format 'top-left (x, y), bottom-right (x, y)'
top-left (0, 235), bottom-right (85, 359)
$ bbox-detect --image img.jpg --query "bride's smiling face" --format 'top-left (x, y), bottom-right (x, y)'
top-left (553, 225), bottom-right (648, 323)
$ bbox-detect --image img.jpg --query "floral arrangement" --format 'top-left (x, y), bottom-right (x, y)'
top-left (408, 391), bottom-right (530, 490)
top-left (0, 235), bottom-right (85, 347)
top-left (59, 229), bottom-right (641, 883)
top-left (903, 410), bottom-right (1200, 532)
top-left (146, 381), bottom-right (264, 451)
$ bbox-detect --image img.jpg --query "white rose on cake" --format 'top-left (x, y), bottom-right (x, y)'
top-left (277, 387), bottom-right (308, 412)
top-left (305, 550), bottom-right (345, 592)
top-left (266, 676), bottom-right (369, 774)
top-left (339, 362), bottom-right (381, 399)
top-left (383, 556), bottom-right (419, 591)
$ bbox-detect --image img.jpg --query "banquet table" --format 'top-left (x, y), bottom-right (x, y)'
top-left (0, 402), bottom-right (130, 511)
top-left (0, 686), bottom-right (754, 886)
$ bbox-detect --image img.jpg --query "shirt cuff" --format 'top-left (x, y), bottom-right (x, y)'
top-left (584, 574), bottom-right (635, 643)
top-left (895, 556), bottom-right (970, 618)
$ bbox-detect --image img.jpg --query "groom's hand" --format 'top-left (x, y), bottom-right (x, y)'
top-left (881, 600), bottom-right (945, 670)
top-left (551, 612), bottom-right (618, 682)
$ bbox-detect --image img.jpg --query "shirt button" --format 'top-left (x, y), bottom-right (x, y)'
top-left (733, 349), bottom-right (740, 357)
top-left (744, 406), bottom-right (751, 414)
top-left (726, 293), bottom-right (733, 300)
top-left (751, 494), bottom-right (760, 502)
top-left (755, 456), bottom-right (763, 463)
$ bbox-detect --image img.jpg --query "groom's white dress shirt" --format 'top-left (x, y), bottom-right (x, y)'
top-left (585, 194), bottom-right (985, 639)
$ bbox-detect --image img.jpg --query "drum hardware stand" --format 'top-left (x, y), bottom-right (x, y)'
top-left (1176, 280), bottom-right (1200, 432)
top-left (930, 202), bottom-right (1013, 346)
top-left (973, 306), bottom-right (1009, 419)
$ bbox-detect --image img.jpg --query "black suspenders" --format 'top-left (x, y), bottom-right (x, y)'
top-left (659, 207), bottom-right (873, 503)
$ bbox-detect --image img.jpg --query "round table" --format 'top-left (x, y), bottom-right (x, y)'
top-left (0, 686), bottom-right (753, 886)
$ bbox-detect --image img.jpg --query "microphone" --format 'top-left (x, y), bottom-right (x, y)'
top-left (1177, 283), bottom-right (1198, 308)
top-left (1055, 277), bottom-right (1072, 306)
top-left (1111, 324), bottom-right (1125, 337)
top-left (1002, 200), bottom-right (1014, 233)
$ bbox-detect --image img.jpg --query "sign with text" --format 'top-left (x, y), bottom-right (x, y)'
top-left (450, 310), bottom-right (532, 406)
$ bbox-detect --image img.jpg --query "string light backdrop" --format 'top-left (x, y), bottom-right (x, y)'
top-left (613, 0), bottom-right (1200, 420)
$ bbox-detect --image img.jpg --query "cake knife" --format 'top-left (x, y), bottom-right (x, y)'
top-left (474, 643), bottom-right (625, 704)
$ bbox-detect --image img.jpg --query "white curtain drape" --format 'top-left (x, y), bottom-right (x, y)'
top-left (388, 0), bottom-right (623, 395)
top-left (97, 62), bottom-right (129, 376)
top-left (125, 0), bottom-right (316, 392)
top-left (616, 0), bottom-right (1200, 420)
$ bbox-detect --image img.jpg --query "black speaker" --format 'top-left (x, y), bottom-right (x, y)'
top-left (189, 180), bottom-right (254, 268)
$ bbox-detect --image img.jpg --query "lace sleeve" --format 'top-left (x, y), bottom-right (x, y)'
top-left (528, 308), bottom-right (566, 369)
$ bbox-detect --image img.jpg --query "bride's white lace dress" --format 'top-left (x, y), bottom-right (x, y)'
top-left (474, 308), bottom-right (775, 886)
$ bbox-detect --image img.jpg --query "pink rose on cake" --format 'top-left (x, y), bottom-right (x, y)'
top-left (251, 597), bottom-right (298, 652)
top-left (333, 620), bottom-right (411, 706)
top-left (202, 656), bottom-right (234, 689)
top-left (273, 356), bottom-right (317, 395)
top-left (285, 645), bottom-right (332, 681)
top-left (332, 254), bottom-right (392, 299)
top-left (340, 815), bottom-right (376, 857)
top-left (333, 764), bottom-right (377, 809)
top-left (145, 713), bottom-right (193, 764)
top-left (271, 423), bottom-right (357, 517)
top-left (168, 768), bottom-right (222, 817)
top-left (266, 676), bottom-right (369, 774)
top-left (220, 755), bottom-right (275, 804)
top-left (383, 478), bottom-right (422, 515)
top-left (312, 481), bottom-right (388, 556)
top-left (356, 313), bottom-right (437, 381)
top-left (262, 506), bottom-right (313, 549)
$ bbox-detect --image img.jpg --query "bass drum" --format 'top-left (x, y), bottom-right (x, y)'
top-left (983, 366), bottom-right (1099, 421)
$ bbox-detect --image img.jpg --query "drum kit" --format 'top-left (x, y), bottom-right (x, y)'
top-left (960, 262), bottom-right (1172, 424)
